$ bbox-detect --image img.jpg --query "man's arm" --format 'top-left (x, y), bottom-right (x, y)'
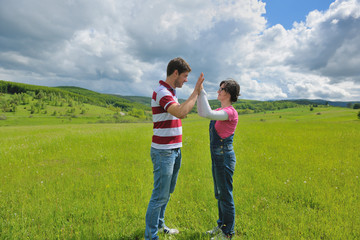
top-left (167, 72), bottom-right (204, 119)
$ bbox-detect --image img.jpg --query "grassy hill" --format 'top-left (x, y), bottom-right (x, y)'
top-left (0, 80), bottom-right (149, 110)
top-left (1, 80), bottom-right (359, 126)
top-left (0, 80), bottom-right (151, 126)
top-left (289, 99), bottom-right (360, 108)
top-left (115, 95), bottom-right (152, 107)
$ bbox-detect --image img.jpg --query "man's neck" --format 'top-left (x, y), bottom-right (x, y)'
top-left (165, 77), bottom-right (176, 89)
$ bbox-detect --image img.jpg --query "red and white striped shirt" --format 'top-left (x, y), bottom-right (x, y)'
top-left (151, 80), bottom-right (182, 149)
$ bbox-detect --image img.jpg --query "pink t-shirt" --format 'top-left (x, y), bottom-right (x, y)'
top-left (214, 106), bottom-right (238, 139)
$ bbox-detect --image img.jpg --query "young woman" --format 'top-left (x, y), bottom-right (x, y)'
top-left (197, 79), bottom-right (240, 240)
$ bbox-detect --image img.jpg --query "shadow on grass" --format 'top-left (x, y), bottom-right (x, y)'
top-left (102, 230), bottom-right (210, 240)
top-left (173, 232), bottom-right (209, 240)
top-left (100, 229), bottom-right (144, 240)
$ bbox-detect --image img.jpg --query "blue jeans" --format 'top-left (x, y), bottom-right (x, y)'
top-left (212, 146), bottom-right (236, 235)
top-left (209, 120), bottom-right (236, 236)
top-left (145, 147), bottom-right (181, 240)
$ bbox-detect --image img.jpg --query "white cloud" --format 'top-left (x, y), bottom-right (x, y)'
top-left (0, 0), bottom-right (359, 101)
top-left (224, 0), bottom-right (360, 101)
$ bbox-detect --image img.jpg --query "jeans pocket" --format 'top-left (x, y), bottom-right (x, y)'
top-left (158, 150), bottom-right (175, 175)
top-left (151, 148), bottom-right (173, 172)
top-left (158, 148), bottom-right (172, 156)
top-left (212, 145), bottom-right (224, 156)
top-left (224, 143), bottom-right (233, 151)
top-left (225, 153), bottom-right (236, 172)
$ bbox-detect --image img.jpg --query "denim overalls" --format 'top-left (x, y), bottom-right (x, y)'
top-left (209, 120), bottom-right (236, 236)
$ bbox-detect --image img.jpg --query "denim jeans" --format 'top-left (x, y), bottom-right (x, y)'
top-left (145, 147), bottom-right (181, 240)
top-left (209, 120), bottom-right (236, 236)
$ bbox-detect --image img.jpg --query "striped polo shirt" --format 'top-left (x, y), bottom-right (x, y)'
top-left (151, 80), bottom-right (182, 149)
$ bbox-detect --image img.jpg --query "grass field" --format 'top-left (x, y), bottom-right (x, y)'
top-left (1, 107), bottom-right (359, 239)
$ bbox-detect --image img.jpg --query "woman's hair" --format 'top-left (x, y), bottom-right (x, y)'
top-left (220, 78), bottom-right (240, 103)
top-left (167, 57), bottom-right (192, 76)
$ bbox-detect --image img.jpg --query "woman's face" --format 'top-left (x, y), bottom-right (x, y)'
top-left (217, 83), bottom-right (231, 102)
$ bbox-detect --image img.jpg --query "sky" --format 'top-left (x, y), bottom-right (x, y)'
top-left (264, 0), bottom-right (335, 29)
top-left (0, 0), bottom-right (359, 101)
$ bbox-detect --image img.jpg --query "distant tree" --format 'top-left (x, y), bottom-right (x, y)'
top-left (28, 91), bottom-right (35, 98)
top-left (0, 81), bottom-right (7, 94)
top-left (353, 103), bottom-right (360, 109)
top-left (30, 104), bottom-right (35, 114)
top-left (238, 109), bottom-right (253, 115)
top-left (128, 108), bottom-right (146, 119)
top-left (35, 90), bottom-right (45, 99)
top-left (1, 99), bottom-right (8, 112)
top-left (310, 106), bottom-right (314, 111)
top-left (358, 111), bottom-right (360, 120)
top-left (347, 103), bottom-right (353, 108)
top-left (19, 93), bottom-right (29, 105)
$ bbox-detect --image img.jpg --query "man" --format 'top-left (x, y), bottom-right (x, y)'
top-left (145, 57), bottom-right (204, 240)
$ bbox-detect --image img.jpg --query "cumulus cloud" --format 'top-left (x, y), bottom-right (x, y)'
top-left (0, 0), bottom-right (359, 101)
top-left (222, 0), bottom-right (360, 101)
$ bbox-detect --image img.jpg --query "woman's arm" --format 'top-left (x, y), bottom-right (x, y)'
top-left (197, 89), bottom-right (229, 120)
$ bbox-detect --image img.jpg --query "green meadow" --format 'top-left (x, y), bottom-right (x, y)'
top-left (1, 107), bottom-right (359, 239)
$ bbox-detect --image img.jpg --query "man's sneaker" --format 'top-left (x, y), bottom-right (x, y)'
top-left (159, 226), bottom-right (179, 235)
top-left (210, 232), bottom-right (232, 240)
top-left (206, 226), bottom-right (222, 235)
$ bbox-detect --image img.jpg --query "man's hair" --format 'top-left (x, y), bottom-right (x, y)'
top-left (220, 79), bottom-right (241, 103)
top-left (167, 57), bottom-right (192, 76)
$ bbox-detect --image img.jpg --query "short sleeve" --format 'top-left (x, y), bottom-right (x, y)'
top-left (223, 107), bottom-right (238, 121)
top-left (157, 89), bottom-right (177, 111)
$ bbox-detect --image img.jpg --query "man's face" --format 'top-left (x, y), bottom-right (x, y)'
top-left (174, 71), bottom-right (189, 88)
